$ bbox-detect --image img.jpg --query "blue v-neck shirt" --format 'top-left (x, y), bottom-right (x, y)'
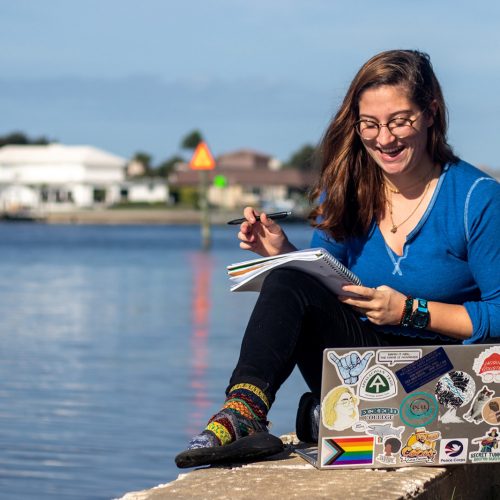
top-left (310, 160), bottom-right (500, 343)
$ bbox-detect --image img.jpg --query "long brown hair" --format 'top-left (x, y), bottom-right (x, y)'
top-left (309, 50), bottom-right (458, 240)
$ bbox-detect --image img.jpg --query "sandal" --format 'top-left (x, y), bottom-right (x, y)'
top-left (175, 432), bottom-right (284, 468)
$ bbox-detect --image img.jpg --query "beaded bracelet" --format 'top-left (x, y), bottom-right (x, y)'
top-left (400, 296), bottom-right (414, 327)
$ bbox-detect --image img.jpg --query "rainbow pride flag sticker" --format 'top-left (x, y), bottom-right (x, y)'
top-left (321, 436), bottom-right (375, 467)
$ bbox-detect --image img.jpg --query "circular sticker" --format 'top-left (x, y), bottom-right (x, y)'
top-left (400, 392), bottom-right (438, 428)
top-left (435, 370), bottom-right (476, 423)
top-left (473, 346), bottom-right (500, 383)
top-left (482, 397), bottom-right (500, 425)
top-left (435, 371), bottom-right (476, 409)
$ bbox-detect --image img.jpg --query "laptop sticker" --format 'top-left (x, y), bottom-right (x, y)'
top-left (395, 347), bottom-right (453, 393)
top-left (312, 344), bottom-right (500, 470)
top-left (321, 385), bottom-right (359, 431)
top-left (376, 348), bottom-right (422, 367)
top-left (400, 392), bottom-right (438, 428)
top-left (463, 386), bottom-right (495, 424)
top-left (359, 407), bottom-right (399, 421)
top-left (376, 437), bottom-right (402, 465)
top-left (482, 397), bottom-right (500, 425)
top-left (327, 350), bottom-right (374, 385)
top-left (473, 346), bottom-right (500, 383)
top-left (321, 436), bottom-right (375, 467)
top-left (400, 427), bottom-right (441, 464)
top-left (435, 371), bottom-right (476, 423)
top-left (353, 421), bottom-right (404, 443)
top-left (358, 365), bottom-right (397, 401)
top-left (439, 438), bottom-right (469, 464)
top-left (469, 427), bottom-right (500, 463)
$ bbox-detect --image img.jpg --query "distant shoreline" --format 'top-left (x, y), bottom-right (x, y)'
top-left (24, 209), bottom-right (309, 225)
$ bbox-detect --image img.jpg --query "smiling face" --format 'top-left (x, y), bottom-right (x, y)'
top-left (416, 432), bottom-right (427, 443)
top-left (336, 391), bottom-right (355, 415)
top-left (357, 84), bottom-right (435, 179)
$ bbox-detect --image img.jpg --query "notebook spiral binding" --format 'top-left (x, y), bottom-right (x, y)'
top-left (320, 250), bottom-right (361, 285)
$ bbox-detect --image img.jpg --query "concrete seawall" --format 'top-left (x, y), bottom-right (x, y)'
top-left (41, 209), bottom-right (307, 225)
top-left (44, 209), bottom-right (234, 225)
top-left (118, 434), bottom-right (500, 499)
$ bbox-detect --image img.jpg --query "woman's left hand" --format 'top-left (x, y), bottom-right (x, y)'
top-left (338, 285), bottom-right (406, 326)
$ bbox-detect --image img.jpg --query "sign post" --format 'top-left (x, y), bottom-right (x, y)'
top-left (189, 142), bottom-right (216, 250)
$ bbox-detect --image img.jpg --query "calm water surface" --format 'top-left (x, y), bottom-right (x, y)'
top-left (0, 222), bottom-right (312, 499)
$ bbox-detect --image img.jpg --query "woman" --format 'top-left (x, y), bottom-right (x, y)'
top-left (175, 50), bottom-right (499, 468)
top-left (479, 428), bottom-right (498, 452)
top-left (384, 437), bottom-right (402, 457)
top-left (322, 386), bottom-right (358, 431)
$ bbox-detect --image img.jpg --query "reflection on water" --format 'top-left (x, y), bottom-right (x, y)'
top-left (188, 252), bottom-right (213, 436)
top-left (0, 223), bottom-right (312, 499)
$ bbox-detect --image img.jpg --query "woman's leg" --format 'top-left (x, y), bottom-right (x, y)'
top-left (228, 268), bottom-right (386, 402)
top-left (184, 268), bottom-right (385, 453)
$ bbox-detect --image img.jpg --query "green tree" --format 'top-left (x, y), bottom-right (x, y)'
top-left (0, 131), bottom-right (52, 147)
top-left (180, 129), bottom-right (204, 150)
top-left (285, 144), bottom-right (318, 172)
top-left (132, 151), bottom-right (153, 174)
top-left (155, 155), bottom-right (185, 177)
top-left (32, 135), bottom-right (51, 145)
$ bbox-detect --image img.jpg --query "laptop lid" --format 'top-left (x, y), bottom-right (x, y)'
top-left (298, 344), bottom-right (500, 469)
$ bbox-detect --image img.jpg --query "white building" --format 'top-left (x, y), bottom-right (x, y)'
top-left (119, 179), bottom-right (169, 204)
top-left (0, 144), bottom-right (127, 213)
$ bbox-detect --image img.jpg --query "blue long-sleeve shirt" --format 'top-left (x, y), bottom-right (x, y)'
top-left (310, 160), bottom-right (500, 344)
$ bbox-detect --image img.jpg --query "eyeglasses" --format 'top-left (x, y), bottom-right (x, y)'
top-left (337, 396), bottom-right (354, 406)
top-left (354, 110), bottom-right (425, 140)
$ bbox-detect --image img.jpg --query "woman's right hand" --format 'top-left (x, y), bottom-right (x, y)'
top-left (237, 206), bottom-right (297, 256)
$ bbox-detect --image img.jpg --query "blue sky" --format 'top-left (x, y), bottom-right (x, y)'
top-left (1, 0), bottom-right (499, 168)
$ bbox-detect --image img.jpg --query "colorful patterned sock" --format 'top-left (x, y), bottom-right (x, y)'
top-left (187, 383), bottom-right (270, 450)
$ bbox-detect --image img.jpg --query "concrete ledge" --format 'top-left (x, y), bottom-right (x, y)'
top-left (44, 209), bottom-right (214, 225)
top-left (118, 435), bottom-right (500, 499)
top-left (41, 209), bottom-right (307, 225)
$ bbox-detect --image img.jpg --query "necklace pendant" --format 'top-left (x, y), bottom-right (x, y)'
top-left (390, 225), bottom-right (398, 233)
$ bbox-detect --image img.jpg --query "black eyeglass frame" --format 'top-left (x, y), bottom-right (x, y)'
top-left (354, 109), bottom-right (426, 140)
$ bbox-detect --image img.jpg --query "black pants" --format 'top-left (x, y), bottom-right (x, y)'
top-left (228, 268), bottom-right (447, 405)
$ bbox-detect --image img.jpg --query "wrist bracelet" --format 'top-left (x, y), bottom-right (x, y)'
top-left (400, 296), bottom-right (414, 327)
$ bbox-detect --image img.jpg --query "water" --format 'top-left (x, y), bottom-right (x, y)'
top-left (0, 222), bottom-right (312, 499)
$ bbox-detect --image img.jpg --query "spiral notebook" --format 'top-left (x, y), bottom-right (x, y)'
top-left (227, 247), bottom-right (361, 295)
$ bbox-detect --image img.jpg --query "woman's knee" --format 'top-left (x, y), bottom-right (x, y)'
top-left (263, 268), bottom-right (320, 291)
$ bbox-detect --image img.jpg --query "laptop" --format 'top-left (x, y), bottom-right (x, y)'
top-left (296, 344), bottom-right (500, 469)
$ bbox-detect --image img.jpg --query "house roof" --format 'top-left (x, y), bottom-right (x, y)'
top-left (0, 144), bottom-right (127, 167)
top-left (217, 148), bottom-right (272, 160)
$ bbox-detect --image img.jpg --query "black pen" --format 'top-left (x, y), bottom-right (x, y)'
top-left (227, 211), bottom-right (292, 225)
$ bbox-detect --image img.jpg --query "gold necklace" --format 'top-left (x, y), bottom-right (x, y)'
top-left (388, 180), bottom-right (432, 233)
top-left (386, 183), bottom-right (400, 194)
top-left (384, 167), bottom-right (433, 195)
